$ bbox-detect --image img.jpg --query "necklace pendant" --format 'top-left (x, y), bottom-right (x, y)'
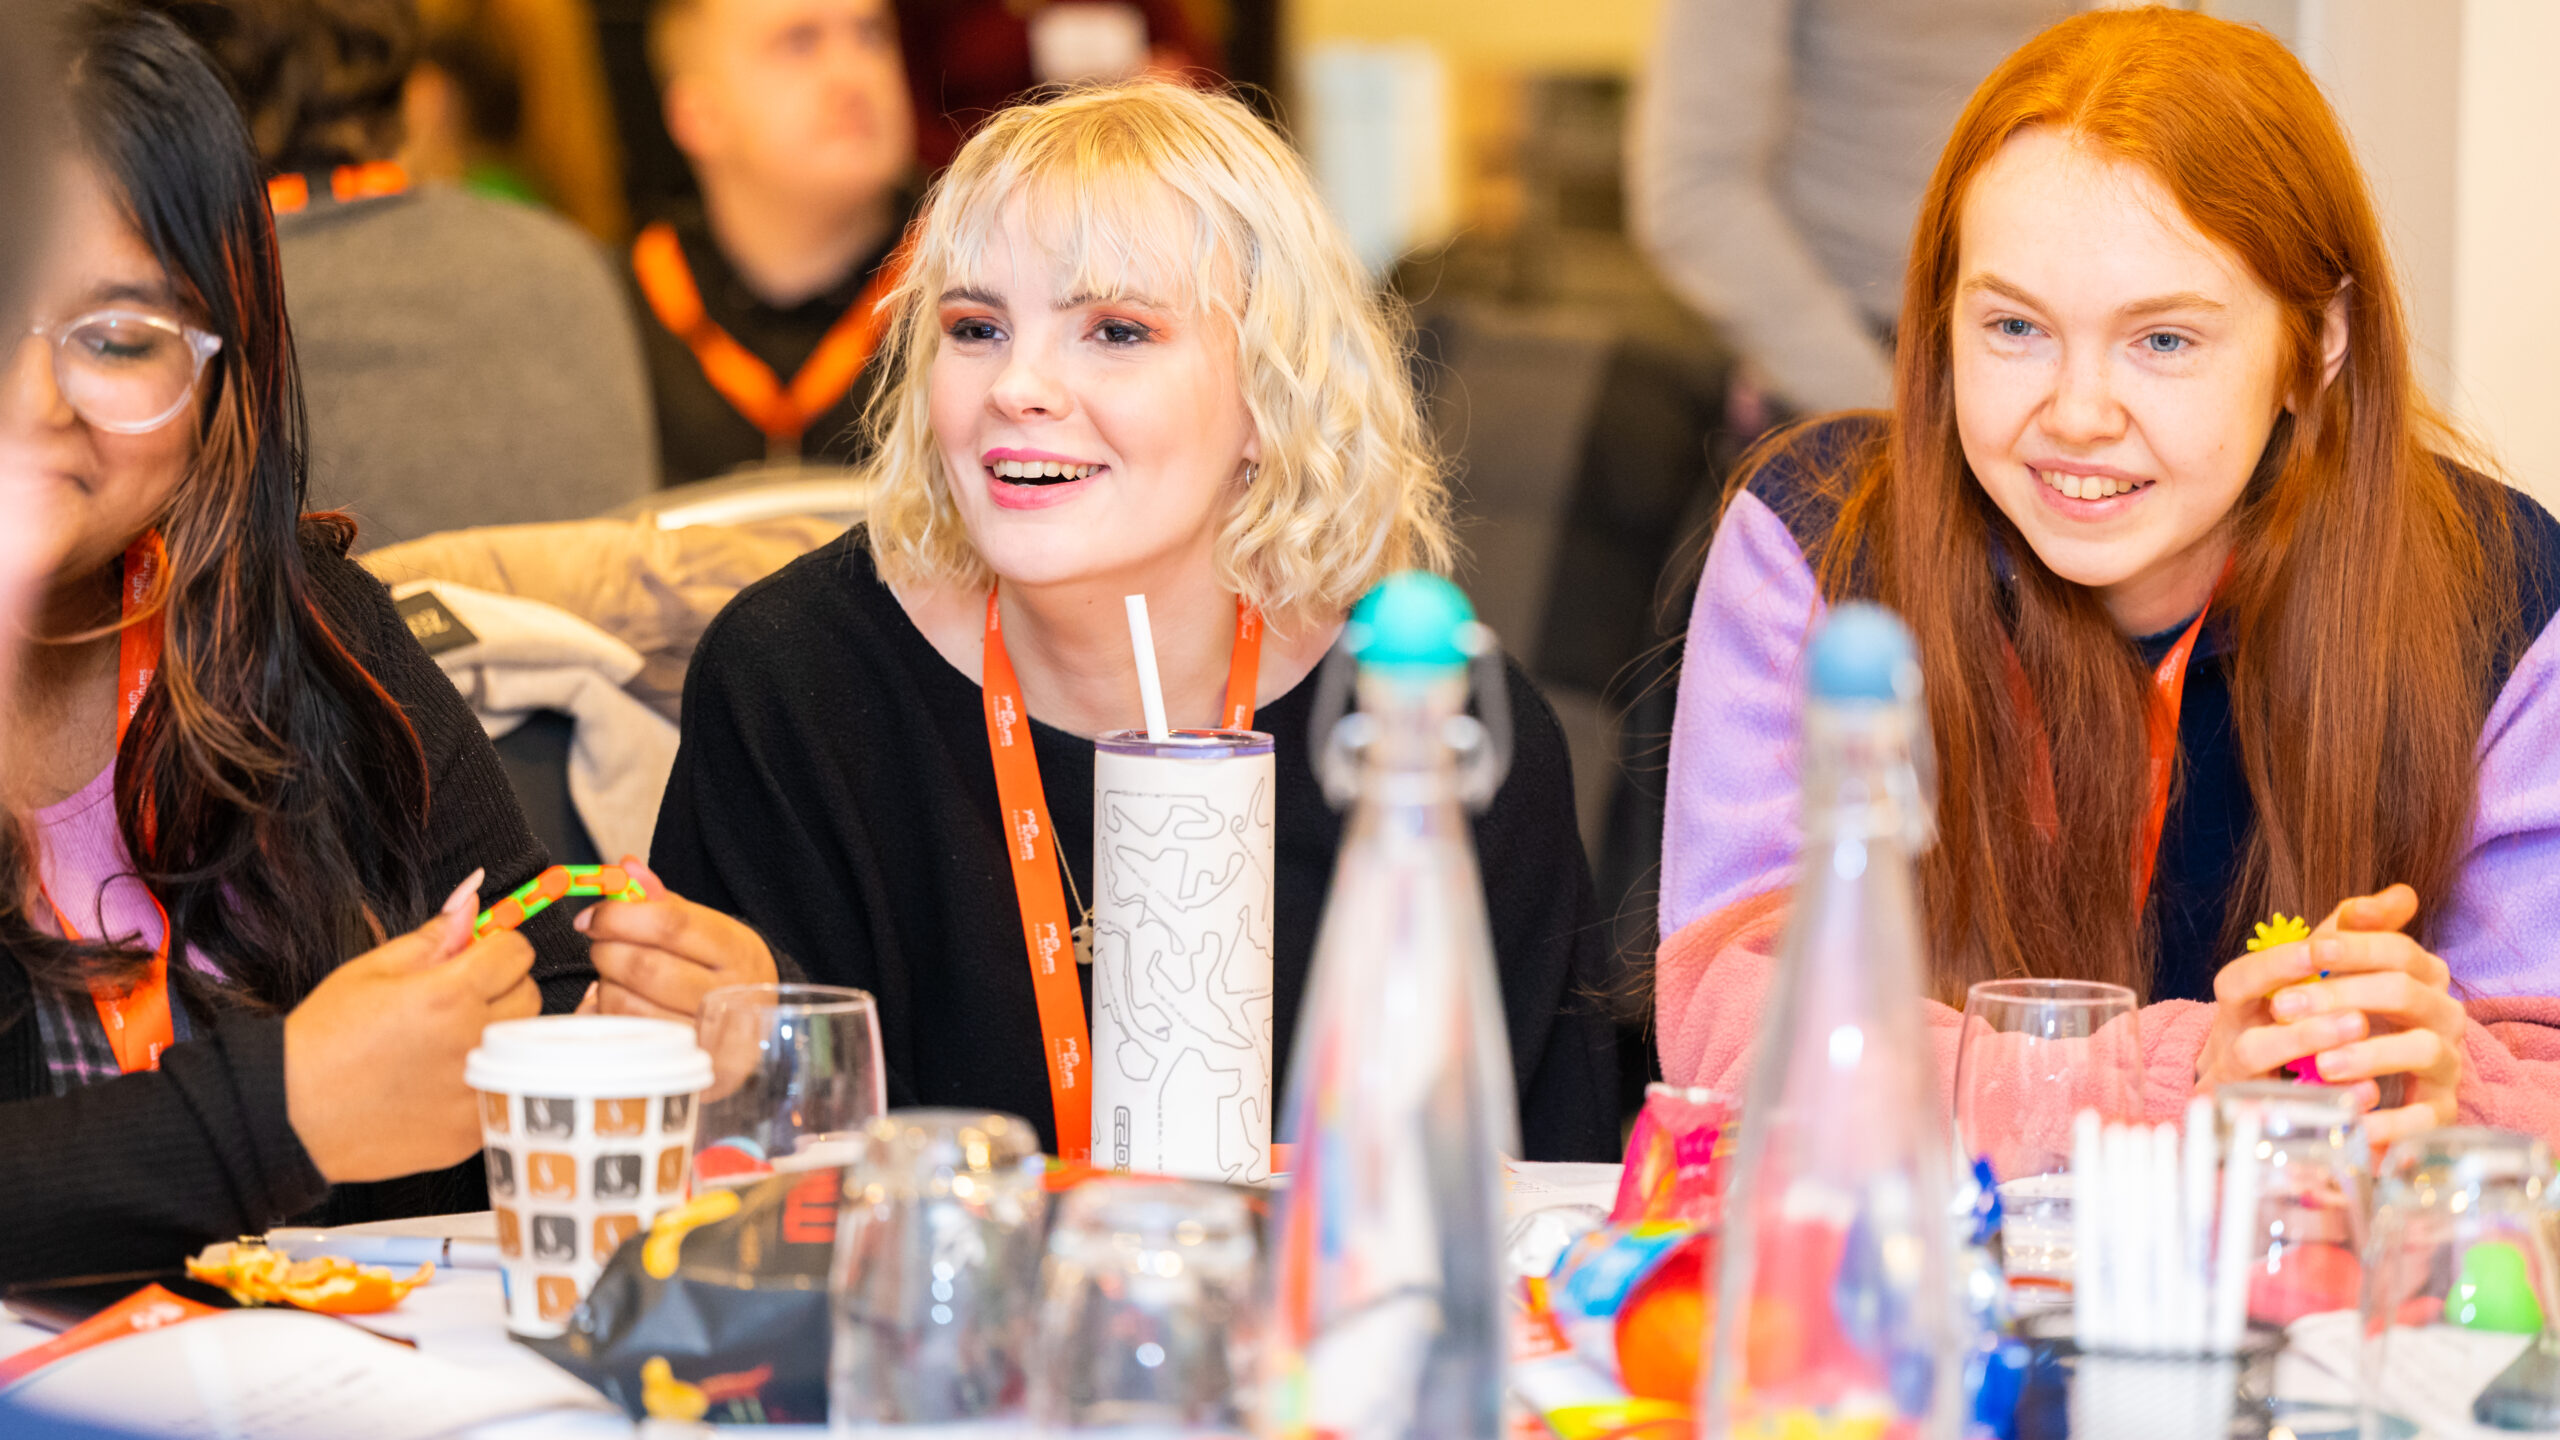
top-left (1072, 921), bottom-right (1096, 967)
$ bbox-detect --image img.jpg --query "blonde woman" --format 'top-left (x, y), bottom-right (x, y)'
top-left (591, 80), bottom-right (1621, 1161)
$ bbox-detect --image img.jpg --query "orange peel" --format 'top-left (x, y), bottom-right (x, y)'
top-left (186, 1240), bottom-right (432, 1314)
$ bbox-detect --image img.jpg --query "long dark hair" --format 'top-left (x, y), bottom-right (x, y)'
top-left (1, 5), bottom-right (431, 1015)
top-left (1792, 8), bottom-right (2510, 1004)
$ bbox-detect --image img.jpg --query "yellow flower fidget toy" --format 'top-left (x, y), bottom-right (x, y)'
top-left (2247, 913), bottom-right (2311, 952)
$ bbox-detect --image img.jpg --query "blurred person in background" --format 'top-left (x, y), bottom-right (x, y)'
top-left (632, 0), bottom-right (918, 484)
top-left (1630, 0), bottom-right (2081, 421)
top-left (170, 0), bottom-right (658, 548)
top-left (0, 6), bottom-right (598, 1279)
top-left (895, 0), bottom-right (1215, 170)
top-left (599, 81), bottom-right (1622, 1160)
top-left (403, 0), bottom-right (633, 242)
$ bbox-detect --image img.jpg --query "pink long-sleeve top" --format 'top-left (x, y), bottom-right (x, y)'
top-left (1658, 416), bottom-right (2560, 1140)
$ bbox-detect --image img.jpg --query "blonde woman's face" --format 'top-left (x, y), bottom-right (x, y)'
top-left (927, 199), bottom-right (1260, 590)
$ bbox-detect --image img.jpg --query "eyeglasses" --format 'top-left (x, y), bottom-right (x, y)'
top-left (23, 308), bottom-right (223, 435)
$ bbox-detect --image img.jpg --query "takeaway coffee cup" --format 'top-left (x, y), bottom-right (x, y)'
top-left (467, 1016), bottom-right (714, 1336)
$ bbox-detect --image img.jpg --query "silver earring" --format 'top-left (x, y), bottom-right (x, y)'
top-left (1243, 462), bottom-right (1260, 486)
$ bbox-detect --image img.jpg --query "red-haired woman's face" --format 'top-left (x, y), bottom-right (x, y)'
top-left (0, 160), bottom-right (197, 589)
top-left (1952, 128), bottom-right (2294, 635)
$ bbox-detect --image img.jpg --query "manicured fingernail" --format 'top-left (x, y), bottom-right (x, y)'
top-left (574, 906), bottom-right (593, 933)
top-left (2271, 990), bottom-right (2309, 1020)
top-left (441, 868), bottom-right (486, 919)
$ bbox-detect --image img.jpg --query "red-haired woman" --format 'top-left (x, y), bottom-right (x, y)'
top-left (1659, 6), bottom-right (2560, 1148)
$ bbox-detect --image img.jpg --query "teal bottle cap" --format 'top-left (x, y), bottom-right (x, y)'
top-left (1808, 601), bottom-right (1919, 703)
top-left (1346, 572), bottom-right (1477, 671)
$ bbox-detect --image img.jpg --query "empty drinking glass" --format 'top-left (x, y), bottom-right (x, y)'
top-left (1028, 1178), bottom-right (1263, 1436)
top-left (1954, 978), bottom-right (2141, 1302)
top-left (2215, 1082), bottom-right (2368, 1329)
top-left (694, 983), bottom-right (885, 1190)
top-left (2362, 1128), bottom-right (2560, 1436)
top-left (829, 1110), bottom-right (1050, 1435)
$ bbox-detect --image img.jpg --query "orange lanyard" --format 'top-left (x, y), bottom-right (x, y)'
top-left (265, 161), bottom-right (409, 216)
top-left (38, 533), bottom-right (175, 1074)
top-left (2132, 594), bottom-right (2216, 903)
top-left (631, 221), bottom-right (909, 461)
top-left (980, 591), bottom-right (1263, 1160)
top-left (1996, 567), bottom-right (2224, 909)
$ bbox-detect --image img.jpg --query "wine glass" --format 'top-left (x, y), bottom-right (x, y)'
top-left (692, 983), bottom-right (885, 1191)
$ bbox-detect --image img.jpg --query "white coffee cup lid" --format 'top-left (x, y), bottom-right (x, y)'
top-left (466, 1015), bottom-right (713, 1096)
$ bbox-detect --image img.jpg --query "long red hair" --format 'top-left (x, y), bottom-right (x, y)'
top-left (1795, 8), bottom-right (2512, 1002)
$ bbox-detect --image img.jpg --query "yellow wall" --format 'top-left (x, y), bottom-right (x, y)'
top-left (1289, 0), bottom-right (1665, 75)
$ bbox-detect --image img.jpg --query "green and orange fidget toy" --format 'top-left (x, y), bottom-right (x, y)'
top-left (473, 863), bottom-right (646, 939)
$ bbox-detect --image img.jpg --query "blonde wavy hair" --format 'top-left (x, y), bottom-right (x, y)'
top-left (860, 79), bottom-right (1454, 623)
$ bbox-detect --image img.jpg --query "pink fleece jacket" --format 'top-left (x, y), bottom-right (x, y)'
top-left (1661, 880), bottom-right (2560, 1140)
top-left (1658, 477), bottom-right (2560, 1142)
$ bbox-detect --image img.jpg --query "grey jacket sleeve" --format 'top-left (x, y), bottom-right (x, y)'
top-left (1627, 0), bottom-right (1897, 412)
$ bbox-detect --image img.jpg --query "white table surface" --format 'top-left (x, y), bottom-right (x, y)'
top-left (0, 1162), bottom-right (1629, 1438)
top-left (4, 1159), bottom-right (2506, 1440)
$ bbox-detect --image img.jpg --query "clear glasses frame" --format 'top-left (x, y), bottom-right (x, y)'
top-left (25, 307), bottom-right (223, 435)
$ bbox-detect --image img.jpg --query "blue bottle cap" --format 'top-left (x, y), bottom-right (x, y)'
top-left (1346, 572), bottom-right (1477, 671)
top-left (1807, 602), bottom-right (1919, 703)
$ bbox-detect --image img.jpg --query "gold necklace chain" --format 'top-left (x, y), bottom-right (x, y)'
top-left (1058, 851), bottom-right (1095, 966)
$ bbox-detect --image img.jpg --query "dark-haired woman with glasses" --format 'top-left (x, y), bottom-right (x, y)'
top-left (0, 6), bottom-right (601, 1281)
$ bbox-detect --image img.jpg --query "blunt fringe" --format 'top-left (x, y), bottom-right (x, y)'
top-left (859, 79), bottom-right (1454, 625)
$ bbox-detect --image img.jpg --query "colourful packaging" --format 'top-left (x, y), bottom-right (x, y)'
top-left (1540, 1085), bottom-right (1735, 1395)
top-left (1611, 1084), bottom-right (1733, 1226)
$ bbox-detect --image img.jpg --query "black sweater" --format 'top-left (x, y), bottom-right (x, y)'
top-left (0, 538), bottom-right (592, 1282)
top-left (651, 535), bottom-right (1622, 1161)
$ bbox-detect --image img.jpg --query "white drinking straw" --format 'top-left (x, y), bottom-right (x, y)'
top-left (2074, 1108), bottom-right (2106, 1350)
top-left (2181, 1098), bottom-right (2218, 1347)
top-left (2149, 1122), bottom-right (2184, 1349)
top-left (1124, 594), bottom-right (1172, 741)
top-left (2210, 1105), bottom-right (2263, 1350)
top-left (2114, 1123), bottom-right (2155, 1350)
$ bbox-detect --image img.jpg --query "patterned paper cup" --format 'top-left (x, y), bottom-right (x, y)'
top-left (467, 1016), bottom-right (714, 1337)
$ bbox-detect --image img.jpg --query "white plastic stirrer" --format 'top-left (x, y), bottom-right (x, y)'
top-left (1125, 594), bottom-right (1172, 741)
top-left (2069, 1100), bottom-right (2259, 1355)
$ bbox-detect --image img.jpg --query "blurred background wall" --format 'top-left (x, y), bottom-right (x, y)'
top-left (1287, 0), bottom-right (2560, 504)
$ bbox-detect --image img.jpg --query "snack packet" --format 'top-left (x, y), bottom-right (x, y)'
top-left (1610, 1083), bottom-right (1731, 1226)
top-left (1544, 1085), bottom-right (1734, 1395)
top-left (1510, 1276), bottom-right (1690, 1439)
top-left (525, 1166), bottom-right (843, 1424)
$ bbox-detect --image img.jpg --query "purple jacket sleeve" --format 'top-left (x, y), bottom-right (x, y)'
top-left (2438, 612), bottom-right (2560, 996)
top-left (1660, 490), bottom-right (1823, 938)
